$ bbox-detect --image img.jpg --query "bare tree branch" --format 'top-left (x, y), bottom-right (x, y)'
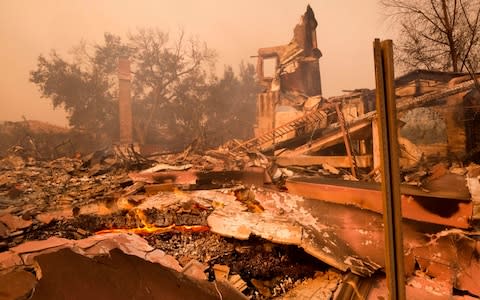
top-left (383, 0), bottom-right (480, 73)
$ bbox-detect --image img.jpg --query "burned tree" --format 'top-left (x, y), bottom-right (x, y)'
top-left (129, 29), bottom-right (216, 145)
top-left (30, 34), bottom-right (131, 145)
top-left (382, 0), bottom-right (480, 72)
top-left (30, 30), bottom-right (215, 148)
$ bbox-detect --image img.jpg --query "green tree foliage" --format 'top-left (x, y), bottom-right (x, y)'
top-left (30, 33), bottom-right (131, 143)
top-left (30, 29), bottom-right (258, 150)
top-left (382, 0), bottom-right (480, 73)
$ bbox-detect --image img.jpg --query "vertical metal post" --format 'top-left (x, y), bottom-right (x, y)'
top-left (373, 39), bottom-right (406, 300)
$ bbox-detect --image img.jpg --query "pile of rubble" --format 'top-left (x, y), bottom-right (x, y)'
top-left (2, 139), bottom-right (480, 299)
top-left (0, 148), bottom-right (346, 299)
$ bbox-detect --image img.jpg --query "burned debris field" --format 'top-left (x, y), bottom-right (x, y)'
top-left (0, 149), bottom-right (343, 300)
top-left (3, 2), bottom-right (480, 300)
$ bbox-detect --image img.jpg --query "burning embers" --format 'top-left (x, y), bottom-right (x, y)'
top-left (95, 208), bottom-right (209, 235)
top-left (96, 225), bottom-right (210, 235)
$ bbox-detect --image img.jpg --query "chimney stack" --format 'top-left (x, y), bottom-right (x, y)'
top-left (118, 57), bottom-right (133, 144)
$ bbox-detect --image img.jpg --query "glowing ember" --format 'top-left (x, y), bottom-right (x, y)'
top-left (174, 225), bottom-right (210, 233)
top-left (95, 224), bottom-right (209, 235)
top-left (94, 208), bottom-right (209, 235)
top-left (95, 224), bottom-right (174, 235)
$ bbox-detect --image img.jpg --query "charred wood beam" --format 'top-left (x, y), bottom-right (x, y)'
top-left (281, 118), bottom-right (372, 156)
top-left (276, 155), bottom-right (372, 168)
top-left (128, 169), bottom-right (266, 188)
top-left (335, 103), bottom-right (357, 178)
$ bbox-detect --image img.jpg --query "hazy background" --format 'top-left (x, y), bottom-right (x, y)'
top-left (0, 0), bottom-right (394, 127)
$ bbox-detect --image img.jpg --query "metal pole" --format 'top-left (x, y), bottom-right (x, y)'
top-left (373, 38), bottom-right (406, 300)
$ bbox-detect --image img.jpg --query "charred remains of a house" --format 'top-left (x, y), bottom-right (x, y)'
top-left (2, 5), bottom-right (480, 300)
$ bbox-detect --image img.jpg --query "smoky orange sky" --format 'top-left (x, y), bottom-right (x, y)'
top-left (0, 0), bottom-right (394, 127)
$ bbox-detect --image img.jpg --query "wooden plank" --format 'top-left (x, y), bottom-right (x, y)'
top-left (129, 169), bottom-right (265, 187)
top-left (335, 103), bottom-right (357, 177)
top-left (286, 177), bottom-right (472, 228)
top-left (276, 155), bottom-right (372, 168)
top-left (282, 118), bottom-right (373, 157)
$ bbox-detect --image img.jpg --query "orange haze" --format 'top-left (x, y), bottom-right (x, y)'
top-left (0, 0), bottom-right (393, 126)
